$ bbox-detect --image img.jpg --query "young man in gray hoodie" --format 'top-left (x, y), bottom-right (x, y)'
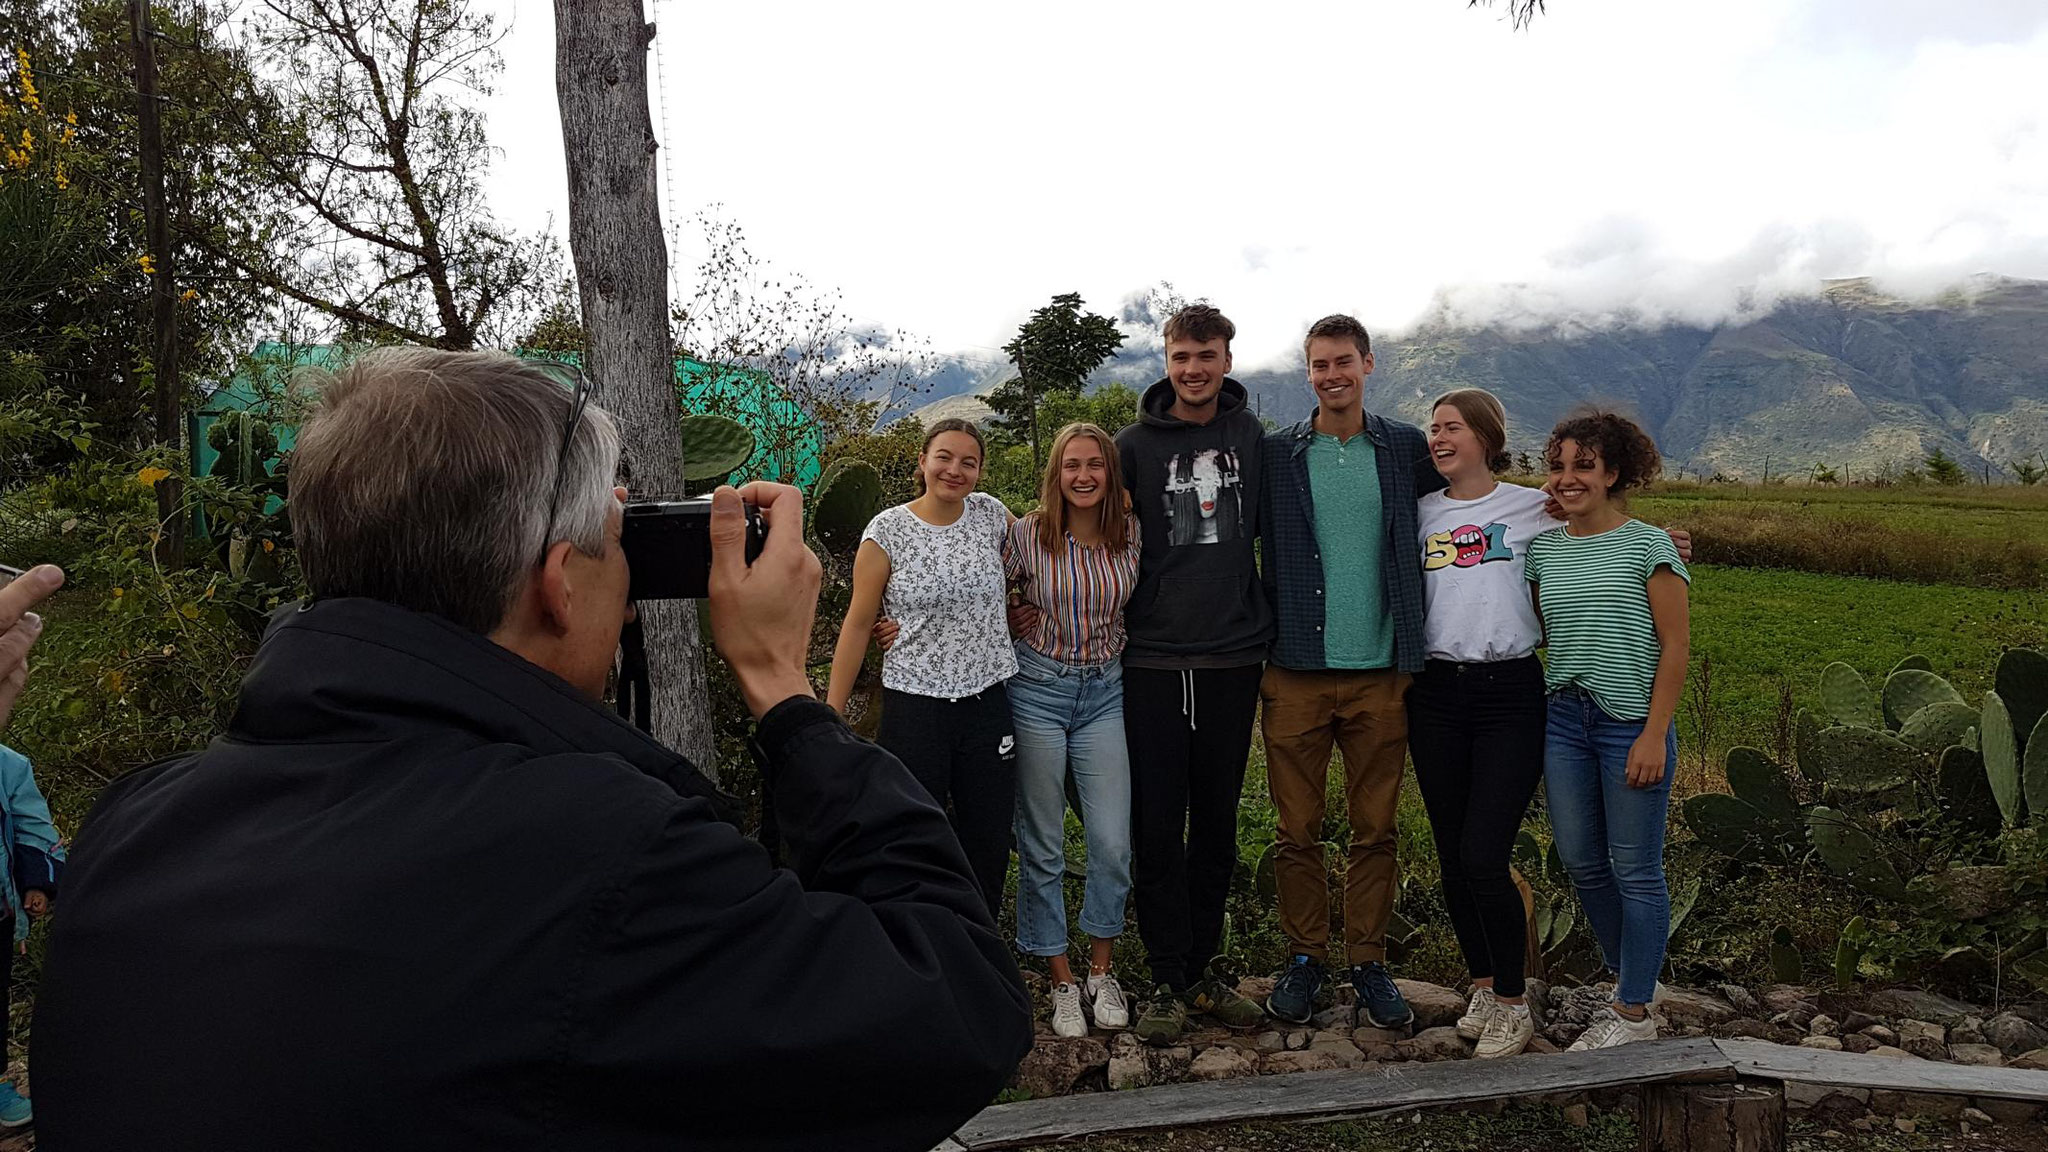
top-left (1113, 304), bottom-right (1272, 1044)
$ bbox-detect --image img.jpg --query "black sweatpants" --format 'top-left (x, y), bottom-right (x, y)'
top-left (0, 914), bottom-right (13, 1054)
top-left (877, 684), bottom-right (1017, 917)
top-left (1123, 663), bottom-right (1263, 992)
top-left (1406, 656), bottom-right (1547, 998)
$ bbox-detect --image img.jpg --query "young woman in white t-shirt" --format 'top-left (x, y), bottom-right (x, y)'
top-left (827, 418), bottom-right (1018, 915)
top-left (1408, 388), bottom-right (1558, 1060)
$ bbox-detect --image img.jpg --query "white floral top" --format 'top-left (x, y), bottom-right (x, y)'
top-left (861, 492), bottom-right (1018, 699)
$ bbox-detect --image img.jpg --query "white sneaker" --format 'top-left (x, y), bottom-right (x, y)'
top-left (1475, 1003), bottom-right (1535, 1059)
top-left (1050, 982), bottom-right (1088, 1037)
top-left (1455, 986), bottom-right (1499, 1040)
top-left (1567, 1005), bottom-right (1658, 1051)
top-left (1087, 972), bottom-right (1130, 1030)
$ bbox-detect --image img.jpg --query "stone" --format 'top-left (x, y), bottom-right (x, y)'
top-left (1898, 1018), bottom-right (1948, 1060)
top-left (1716, 983), bottom-right (1760, 1016)
top-left (1010, 1037), bottom-right (1111, 1098)
top-left (1949, 1043), bottom-right (2005, 1066)
top-left (1761, 984), bottom-right (1819, 1016)
top-left (1108, 1052), bottom-right (1149, 1091)
top-left (1961, 1106), bottom-right (1996, 1127)
top-left (1808, 1013), bottom-right (1840, 1037)
top-left (1312, 1028), bottom-right (1352, 1046)
top-left (1984, 1012), bottom-right (2048, 1058)
top-left (1953, 1015), bottom-right (1989, 1047)
top-left (1787, 1082), bottom-right (1867, 1108)
top-left (1806, 1092), bottom-right (1871, 1128)
top-left (1284, 1029), bottom-right (1313, 1051)
top-left (1971, 1098), bottom-right (2043, 1124)
top-left (1311, 1007), bottom-right (1353, 1031)
top-left (1110, 1031), bottom-right (1141, 1055)
top-left (1865, 1046), bottom-right (1912, 1060)
top-left (1524, 980), bottom-right (1552, 1027)
top-left (1862, 988), bottom-right (1981, 1027)
top-left (1261, 1049), bottom-right (1344, 1075)
top-left (1860, 1024), bottom-right (1899, 1047)
top-left (1799, 1035), bottom-right (1845, 1051)
top-left (1526, 1035), bottom-right (1561, 1054)
top-left (1840, 1011), bottom-right (1881, 1033)
top-left (1840, 1033), bottom-right (1877, 1054)
top-left (1188, 1045), bottom-right (1256, 1081)
top-left (1894, 1117), bottom-right (1916, 1134)
top-left (2008, 1047), bottom-right (2048, 1071)
top-left (1656, 988), bottom-right (1738, 1029)
top-left (1715, 1018), bottom-right (1773, 1040)
top-left (1254, 1030), bottom-right (1286, 1053)
top-left (1146, 1045), bottom-right (1191, 1084)
top-left (1771, 1006), bottom-right (1818, 1031)
top-left (1394, 980), bottom-right (1467, 1030)
top-left (1560, 1104), bottom-right (1588, 1127)
top-left (1352, 1024), bottom-right (1406, 1046)
top-left (1237, 976), bottom-right (1276, 1003)
top-left (1872, 1090), bottom-right (1963, 1118)
top-left (1849, 1116), bottom-right (1876, 1132)
top-left (1396, 1026), bottom-right (1470, 1062)
top-left (1306, 1038), bottom-right (1366, 1067)
top-left (1357, 1042), bottom-right (1399, 1062)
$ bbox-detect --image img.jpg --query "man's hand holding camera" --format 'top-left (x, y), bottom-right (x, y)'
top-left (706, 483), bottom-right (821, 718)
top-left (0, 564), bottom-right (64, 733)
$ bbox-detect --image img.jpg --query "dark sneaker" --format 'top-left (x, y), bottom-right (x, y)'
top-left (1135, 985), bottom-right (1191, 1047)
top-left (1266, 954), bottom-right (1325, 1024)
top-left (1350, 961), bottom-right (1414, 1030)
top-left (1189, 972), bottom-right (1267, 1030)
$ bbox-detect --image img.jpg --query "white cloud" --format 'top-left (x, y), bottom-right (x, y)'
top-left (481, 0), bottom-right (2048, 367)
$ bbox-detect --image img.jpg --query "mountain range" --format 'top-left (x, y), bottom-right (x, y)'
top-left (910, 275), bottom-right (2048, 480)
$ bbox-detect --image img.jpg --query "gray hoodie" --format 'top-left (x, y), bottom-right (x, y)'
top-left (1113, 377), bottom-right (1273, 669)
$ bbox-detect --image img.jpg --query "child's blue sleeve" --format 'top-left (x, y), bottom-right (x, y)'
top-left (0, 743), bottom-right (66, 861)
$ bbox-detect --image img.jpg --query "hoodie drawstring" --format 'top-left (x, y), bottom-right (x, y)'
top-left (1180, 669), bottom-right (1196, 731)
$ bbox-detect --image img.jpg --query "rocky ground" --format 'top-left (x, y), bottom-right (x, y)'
top-left (1005, 972), bottom-right (2048, 1141)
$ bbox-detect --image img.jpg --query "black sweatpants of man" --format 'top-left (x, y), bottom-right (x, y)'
top-left (1123, 663), bottom-right (1263, 991)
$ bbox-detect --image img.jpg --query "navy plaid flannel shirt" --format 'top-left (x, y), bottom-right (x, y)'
top-left (1259, 412), bottom-right (1443, 673)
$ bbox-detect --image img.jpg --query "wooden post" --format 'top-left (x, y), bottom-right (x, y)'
top-left (132, 0), bottom-right (185, 568)
top-left (1639, 1081), bottom-right (1785, 1152)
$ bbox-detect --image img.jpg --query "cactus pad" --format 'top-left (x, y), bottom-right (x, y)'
top-left (1808, 806), bottom-right (1907, 899)
top-left (1998, 648), bottom-right (2048, 754)
top-left (1819, 662), bottom-right (1882, 728)
top-left (812, 459), bottom-right (884, 555)
top-left (2025, 712), bottom-right (2048, 823)
top-left (1726, 747), bottom-right (1801, 826)
top-left (1682, 793), bottom-right (1779, 864)
top-left (678, 415), bottom-right (758, 483)
top-left (1810, 726), bottom-right (1922, 795)
top-left (1898, 700), bottom-right (1981, 754)
top-left (1769, 925), bottom-right (1803, 984)
top-left (1883, 669), bottom-right (1965, 731)
top-left (1890, 654), bottom-right (1934, 676)
top-left (1983, 691), bottom-right (2022, 827)
top-left (1793, 707), bottom-right (1824, 781)
top-left (1834, 916), bottom-right (1869, 986)
top-left (1937, 745), bottom-right (2001, 835)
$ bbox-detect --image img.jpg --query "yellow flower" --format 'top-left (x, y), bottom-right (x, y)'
top-left (180, 287), bottom-right (198, 303)
top-left (138, 253), bottom-right (157, 275)
top-left (136, 465), bottom-right (172, 487)
top-left (52, 164), bottom-right (67, 190)
top-left (64, 110), bottom-right (75, 125)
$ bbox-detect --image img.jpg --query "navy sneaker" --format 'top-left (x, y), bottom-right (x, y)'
top-left (1351, 961), bottom-right (1414, 1029)
top-left (1266, 954), bottom-right (1325, 1024)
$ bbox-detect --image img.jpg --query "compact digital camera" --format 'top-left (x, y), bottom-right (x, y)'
top-left (618, 498), bottom-right (766, 601)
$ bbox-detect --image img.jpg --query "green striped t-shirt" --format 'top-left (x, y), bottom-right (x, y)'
top-left (1524, 519), bottom-right (1690, 720)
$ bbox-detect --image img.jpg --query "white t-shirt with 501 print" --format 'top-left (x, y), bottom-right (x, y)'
top-left (1416, 482), bottom-right (1560, 663)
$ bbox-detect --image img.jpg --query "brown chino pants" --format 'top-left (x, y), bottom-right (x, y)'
top-left (1260, 664), bottom-right (1411, 966)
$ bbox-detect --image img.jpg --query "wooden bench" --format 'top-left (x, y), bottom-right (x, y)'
top-left (935, 1038), bottom-right (2048, 1151)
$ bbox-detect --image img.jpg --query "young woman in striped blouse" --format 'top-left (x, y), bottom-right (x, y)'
top-left (1523, 411), bottom-right (1691, 1051)
top-left (1005, 423), bottom-right (1142, 1037)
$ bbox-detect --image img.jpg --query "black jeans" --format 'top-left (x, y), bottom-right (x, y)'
top-left (877, 684), bottom-right (1017, 917)
top-left (1123, 663), bottom-right (1262, 992)
top-left (1406, 656), bottom-right (1546, 998)
top-left (0, 914), bottom-right (12, 1054)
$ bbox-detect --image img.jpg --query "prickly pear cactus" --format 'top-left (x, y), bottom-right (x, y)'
top-left (2026, 713), bottom-right (2048, 823)
top-left (1769, 925), bottom-right (1803, 984)
top-left (1998, 648), bottom-right (2048, 754)
top-left (1883, 668), bottom-right (1965, 731)
top-left (1809, 726), bottom-right (1922, 796)
top-left (678, 414), bottom-right (758, 483)
top-left (1792, 707), bottom-right (1824, 781)
top-left (1726, 747), bottom-right (1800, 824)
top-left (1820, 662), bottom-right (1882, 728)
top-left (1808, 806), bottom-right (1907, 899)
top-left (1936, 745), bottom-right (2001, 835)
top-left (1834, 916), bottom-right (1869, 986)
top-left (812, 458), bottom-right (883, 555)
top-left (1983, 691), bottom-right (2022, 827)
top-left (1890, 654), bottom-right (1934, 677)
top-left (1898, 700), bottom-right (1980, 754)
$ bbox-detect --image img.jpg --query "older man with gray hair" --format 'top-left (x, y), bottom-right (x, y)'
top-left (29, 348), bottom-right (1031, 1151)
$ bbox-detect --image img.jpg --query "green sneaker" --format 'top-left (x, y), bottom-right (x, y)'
top-left (1135, 985), bottom-right (1192, 1047)
top-left (1189, 974), bottom-right (1267, 1030)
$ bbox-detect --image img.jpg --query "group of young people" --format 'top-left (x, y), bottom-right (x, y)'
top-left (825, 305), bottom-right (1692, 1060)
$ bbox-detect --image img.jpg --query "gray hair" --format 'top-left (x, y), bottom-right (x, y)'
top-left (290, 347), bottom-right (622, 634)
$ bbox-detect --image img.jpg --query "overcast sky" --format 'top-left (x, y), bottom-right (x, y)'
top-left (482, 0), bottom-right (2048, 368)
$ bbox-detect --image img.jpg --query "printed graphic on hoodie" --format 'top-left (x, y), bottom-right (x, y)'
top-left (1163, 447), bottom-right (1245, 546)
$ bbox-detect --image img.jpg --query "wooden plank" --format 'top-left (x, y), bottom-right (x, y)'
top-left (1714, 1040), bottom-right (2048, 1104)
top-left (951, 1038), bottom-right (1734, 1149)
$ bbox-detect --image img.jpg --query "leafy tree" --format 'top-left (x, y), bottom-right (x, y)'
top-left (2010, 455), bottom-right (2045, 486)
top-left (1810, 463), bottom-right (1839, 485)
top-left (986, 292), bottom-right (1124, 468)
top-left (1036, 381), bottom-right (1140, 442)
top-left (1924, 447), bottom-right (1966, 486)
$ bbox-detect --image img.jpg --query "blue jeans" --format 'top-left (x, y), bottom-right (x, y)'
top-left (1009, 642), bottom-right (1133, 957)
top-left (1543, 686), bottom-right (1676, 1006)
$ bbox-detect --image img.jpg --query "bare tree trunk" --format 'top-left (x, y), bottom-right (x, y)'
top-left (553, 1), bottom-right (714, 772)
top-left (133, 0), bottom-right (184, 568)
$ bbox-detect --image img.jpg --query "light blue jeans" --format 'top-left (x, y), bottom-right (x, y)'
top-left (1009, 642), bottom-right (1133, 957)
top-left (1544, 686), bottom-right (1676, 1007)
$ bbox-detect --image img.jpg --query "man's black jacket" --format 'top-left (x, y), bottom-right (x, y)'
top-left (32, 598), bottom-right (1032, 1150)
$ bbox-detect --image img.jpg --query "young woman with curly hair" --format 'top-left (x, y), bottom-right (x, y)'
top-left (1523, 410), bottom-right (1691, 1051)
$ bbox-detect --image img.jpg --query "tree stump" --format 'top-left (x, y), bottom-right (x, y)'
top-left (1639, 1081), bottom-right (1785, 1151)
